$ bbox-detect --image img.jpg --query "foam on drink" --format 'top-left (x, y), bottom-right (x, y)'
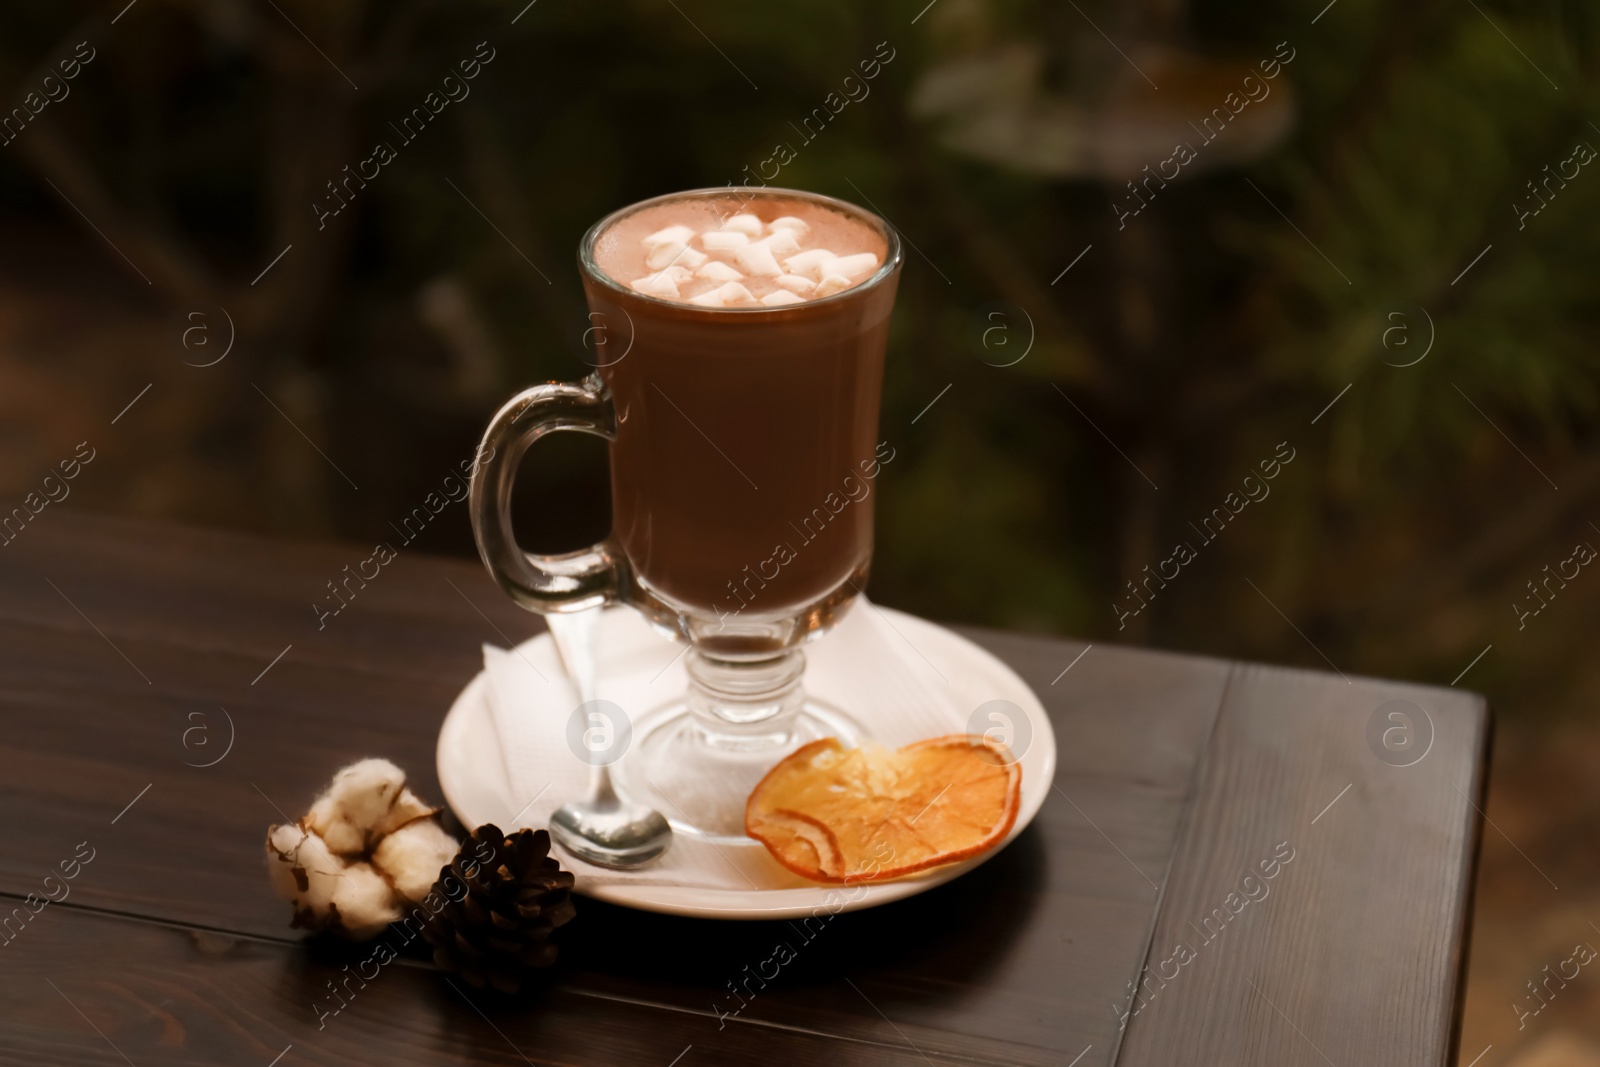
top-left (593, 195), bottom-right (887, 308)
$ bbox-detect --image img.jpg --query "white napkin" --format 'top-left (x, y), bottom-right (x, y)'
top-left (481, 598), bottom-right (965, 889)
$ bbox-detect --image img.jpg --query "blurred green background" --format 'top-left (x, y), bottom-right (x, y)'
top-left (2, 1), bottom-right (1598, 1058)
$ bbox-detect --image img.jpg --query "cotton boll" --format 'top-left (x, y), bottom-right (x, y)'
top-left (831, 252), bottom-right (881, 278)
top-left (304, 792), bottom-right (340, 837)
top-left (305, 795), bottom-right (365, 855)
top-left (695, 260), bottom-right (744, 283)
top-left (372, 786), bottom-right (438, 837)
top-left (814, 274), bottom-right (856, 298)
top-left (266, 826), bottom-right (304, 902)
top-left (308, 759), bottom-right (438, 854)
top-left (700, 231), bottom-right (749, 251)
top-left (373, 820), bottom-right (460, 904)
top-left (266, 824), bottom-right (347, 926)
top-left (329, 861), bottom-right (404, 940)
top-left (317, 815), bottom-right (366, 855)
top-left (264, 758), bottom-right (458, 941)
top-left (265, 824), bottom-right (334, 900)
top-left (324, 758), bottom-right (407, 831)
top-left (303, 758), bottom-right (405, 853)
top-left (721, 213), bottom-right (763, 235)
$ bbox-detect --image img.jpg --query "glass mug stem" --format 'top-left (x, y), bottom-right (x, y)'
top-left (687, 647), bottom-right (805, 730)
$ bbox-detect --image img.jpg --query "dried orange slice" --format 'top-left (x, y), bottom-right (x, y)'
top-left (745, 735), bottom-right (1022, 883)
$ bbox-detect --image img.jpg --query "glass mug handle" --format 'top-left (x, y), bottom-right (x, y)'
top-left (467, 376), bottom-right (626, 615)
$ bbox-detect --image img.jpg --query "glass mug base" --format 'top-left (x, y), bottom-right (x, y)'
top-left (612, 691), bottom-right (866, 843)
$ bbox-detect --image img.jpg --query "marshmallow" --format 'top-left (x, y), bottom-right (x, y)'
top-left (700, 230), bottom-right (750, 251)
top-left (814, 274), bottom-right (855, 298)
top-left (782, 249), bottom-right (837, 281)
top-left (733, 243), bottom-right (783, 277)
top-left (630, 271), bottom-right (681, 299)
top-left (646, 240), bottom-right (695, 271)
top-left (695, 260), bottom-right (744, 282)
top-left (642, 224), bottom-right (695, 249)
top-left (720, 213), bottom-right (764, 236)
top-left (757, 229), bottom-right (802, 258)
top-left (832, 252), bottom-right (881, 278)
top-left (622, 211), bottom-right (880, 308)
top-left (776, 273), bottom-right (816, 295)
top-left (689, 281), bottom-right (755, 307)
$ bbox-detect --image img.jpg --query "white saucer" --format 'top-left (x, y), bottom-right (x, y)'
top-left (436, 607), bottom-right (1055, 920)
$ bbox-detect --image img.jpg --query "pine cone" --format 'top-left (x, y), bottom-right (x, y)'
top-left (421, 824), bottom-right (577, 993)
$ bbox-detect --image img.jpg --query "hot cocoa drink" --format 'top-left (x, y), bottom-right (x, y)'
top-left (581, 190), bottom-right (899, 647)
top-left (470, 186), bottom-right (905, 840)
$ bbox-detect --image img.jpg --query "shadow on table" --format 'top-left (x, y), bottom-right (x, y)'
top-left (562, 821), bottom-right (1048, 1014)
top-left (264, 822), bottom-right (1048, 1059)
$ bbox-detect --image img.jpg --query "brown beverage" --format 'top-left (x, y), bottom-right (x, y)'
top-left (581, 190), bottom-right (900, 645)
top-left (470, 188), bottom-right (905, 839)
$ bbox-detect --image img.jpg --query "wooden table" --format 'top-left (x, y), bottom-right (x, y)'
top-left (0, 509), bottom-right (1488, 1066)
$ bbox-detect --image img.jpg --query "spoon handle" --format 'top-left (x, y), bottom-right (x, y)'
top-left (547, 609), bottom-right (600, 704)
top-left (546, 609), bottom-right (618, 805)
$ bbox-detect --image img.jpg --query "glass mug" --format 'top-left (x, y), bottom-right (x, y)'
top-left (469, 187), bottom-right (903, 841)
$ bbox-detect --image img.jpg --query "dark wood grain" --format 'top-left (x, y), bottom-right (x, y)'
top-left (0, 907), bottom-right (973, 1066)
top-left (0, 507), bottom-right (1230, 1066)
top-left (1115, 664), bottom-right (1489, 1066)
top-left (0, 506), bottom-right (1486, 1065)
